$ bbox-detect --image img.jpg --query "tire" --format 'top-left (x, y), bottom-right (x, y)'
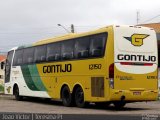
top-left (75, 86), bottom-right (86, 108)
top-left (61, 86), bottom-right (73, 107)
top-left (14, 86), bottom-right (23, 101)
top-left (113, 101), bottom-right (126, 109)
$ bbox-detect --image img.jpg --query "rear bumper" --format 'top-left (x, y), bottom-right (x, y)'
top-left (109, 89), bottom-right (158, 101)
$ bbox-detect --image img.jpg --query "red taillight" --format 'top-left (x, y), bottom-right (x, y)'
top-left (109, 63), bottom-right (114, 78)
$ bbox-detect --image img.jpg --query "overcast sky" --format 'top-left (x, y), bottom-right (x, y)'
top-left (0, 0), bottom-right (160, 53)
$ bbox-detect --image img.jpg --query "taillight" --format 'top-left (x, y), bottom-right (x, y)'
top-left (109, 63), bottom-right (114, 78)
top-left (109, 63), bottom-right (114, 89)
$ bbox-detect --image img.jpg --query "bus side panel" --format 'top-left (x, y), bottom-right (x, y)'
top-left (12, 65), bottom-right (51, 98)
top-left (36, 58), bottom-right (109, 102)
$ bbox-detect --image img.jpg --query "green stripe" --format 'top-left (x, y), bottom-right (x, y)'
top-left (21, 65), bottom-right (39, 91)
top-left (21, 65), bottom-right (47, 91)
top-left (28, 65), bottom-right (46, 91)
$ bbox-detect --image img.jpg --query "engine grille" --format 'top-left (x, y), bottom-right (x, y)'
top-left (91, 77), bottom-right (104, 97)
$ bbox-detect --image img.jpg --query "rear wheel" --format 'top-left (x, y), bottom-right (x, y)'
top-left (14, 86), bottom-right (23, 101)
top-left (61, 86), bottom-right (73, 107)
top-left (75, 86), bottom-right (87, 108)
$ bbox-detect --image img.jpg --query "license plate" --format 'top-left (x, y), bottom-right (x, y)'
top-left (133, 91), bottom-right (141, 95)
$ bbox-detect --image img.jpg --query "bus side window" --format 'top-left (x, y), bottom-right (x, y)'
top-left (34, 45), bottom-right (47, 63)
top-left (17, 58), bottom-right (23, 64)
top-left (23, 47), bottom-right (35, 64)
top-left (47, 55), bottom-right (55, 61)
top-left (13, 49), bottom-right (23, 66)
top-left (61, 40), bottom-right (75, 60)
top-left (47, 42), bottom-right (61, 61)
top-left (89, 33), bottom-right (107, 57)
top-left (75, 37), bottom-right (90, 59)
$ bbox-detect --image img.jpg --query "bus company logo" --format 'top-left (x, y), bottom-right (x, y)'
top-left (124, 34), bottom-right (149, 46)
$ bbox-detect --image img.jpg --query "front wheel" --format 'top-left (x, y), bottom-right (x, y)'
top-left (14, 86), bottom-right (23, 101)
top-left (75, 87), bottom-right (87, 108)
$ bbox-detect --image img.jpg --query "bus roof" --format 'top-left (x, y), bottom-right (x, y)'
top-left (33, 25), bottom-right (154, 46)
top-left (33, 26), bottom-right (111, 46)
top-left (10, 25), bottom-right (154, 51)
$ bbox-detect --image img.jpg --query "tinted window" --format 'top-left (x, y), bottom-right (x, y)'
top-left (75, 37), bottom-right (90, 58)
top-left (61, 40), bottom-right (75, 60)
top-left (34, 45), bottom-right (47, 63)
top-left (23, 47), bottom-right (35, 64)
top-left (13, 49), bottom-right (23, 66)
top-left (90, 33), bottom-right (107, 57)
top-left (47, 42), bottom-right (61, 61)
top-left (6, 51), bottom-right (14, 66)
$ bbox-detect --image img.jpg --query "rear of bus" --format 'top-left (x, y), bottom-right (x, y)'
top-left (110, 25), bottom-right (158, 103)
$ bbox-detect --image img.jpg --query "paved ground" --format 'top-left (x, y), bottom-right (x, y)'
top-left (0, 94), bottom-right (160, 120)
top-left (0, 94), bottom-right (160, 115)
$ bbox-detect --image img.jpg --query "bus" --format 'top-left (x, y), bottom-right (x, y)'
top-left (5, 25), bottom-right (158, 108)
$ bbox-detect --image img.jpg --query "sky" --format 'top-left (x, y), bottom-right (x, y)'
top-left (0, 0), bottom-right (160, 53)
